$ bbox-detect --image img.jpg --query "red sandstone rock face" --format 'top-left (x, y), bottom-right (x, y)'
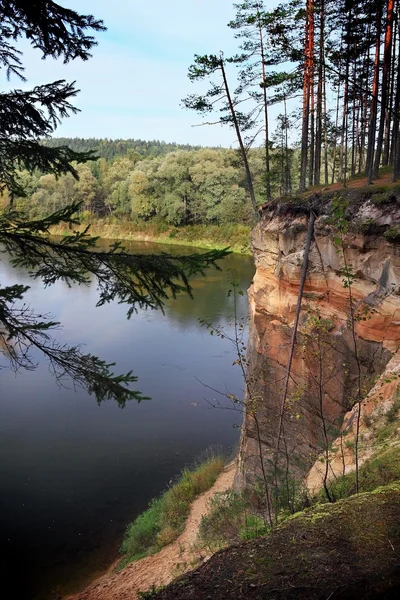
top-left (237, 205), bottom-right (400, 495)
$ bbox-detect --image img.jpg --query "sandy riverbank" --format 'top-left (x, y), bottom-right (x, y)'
top-left (66, 463), bottom-right (236, 600)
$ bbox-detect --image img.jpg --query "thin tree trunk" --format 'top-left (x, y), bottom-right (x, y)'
top-left (323, 64), bottom-right (329, 184)
top-left (274, 211), bottom-right (316, 476)
top-left (284, 95), bottom-right (292, 194)
top-left (339, 63), bottom-right (349, 184)
top-left (314, 0), bottom-right (324, 186)
top-left (258, 12), bottom-right (271, 200)
top-left (384, 16), bottom-right (396, 164)
top-left (332, 61), bottom-right (342, 184)
top-left (317, 334), bottom-right (333, 503)
top-left (351, 66), bottom-right (358, 178)
top-left (219, 58), bottom-right (258, 217)
top-left (309, 77), bottom-right (315, 186)
top-left (308, 7), bottom-right (315, 187)
top-left (393, 10), bottom-right (400, 179)
top-left (358, 32), bottom-right (371, 173)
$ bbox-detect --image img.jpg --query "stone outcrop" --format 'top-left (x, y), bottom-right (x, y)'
top-left (237, 196), bottom-right (400, 495)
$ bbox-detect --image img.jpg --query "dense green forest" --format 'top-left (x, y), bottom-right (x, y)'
top-left (3, 141), bottom-right (298, 227)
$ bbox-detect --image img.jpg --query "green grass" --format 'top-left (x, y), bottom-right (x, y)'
top-left (197, 489), bottom-right (270, 553)
top-left (316, 445), bottom-right (400, 502)
top-left (199, 442), bottom-right (400, 554)
top-left (119, 455), bottom-right (225, 567)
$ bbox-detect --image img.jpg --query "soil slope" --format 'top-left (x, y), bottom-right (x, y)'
top-left (66, 464), bottom-right (235, 600)
top-left (145, 483), bottom-right (400, 600)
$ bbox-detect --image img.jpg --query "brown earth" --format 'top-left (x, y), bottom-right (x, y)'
top-left (66, 464), bottom-right (235, 600)
top-left (302, 170), bottom-right (395, 193)
top-left (145, 483), bottom-right (400, 600)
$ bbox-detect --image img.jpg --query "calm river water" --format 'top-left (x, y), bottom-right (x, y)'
top-left (0, 241), bottom-right (254, 600)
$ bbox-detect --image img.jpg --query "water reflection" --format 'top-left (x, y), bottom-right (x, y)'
top-left (0, 242), bottom-right (254, 600)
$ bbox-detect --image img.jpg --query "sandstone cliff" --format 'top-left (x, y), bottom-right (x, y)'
top-left (237, 194), bottom-right (400, 500)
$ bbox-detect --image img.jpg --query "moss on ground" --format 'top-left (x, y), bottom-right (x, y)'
top-left (143, 482), bottom-right (400, 599)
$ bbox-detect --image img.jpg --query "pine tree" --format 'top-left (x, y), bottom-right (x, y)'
top-left (182, 53), bottom-right (258, 216)
top-left (0, 1), bottom-right (229, 405)
top-left (229, 1), bottom-right (273, 200)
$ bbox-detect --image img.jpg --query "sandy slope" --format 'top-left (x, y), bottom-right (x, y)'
top-left (66, 463), bottom-right (235, 600)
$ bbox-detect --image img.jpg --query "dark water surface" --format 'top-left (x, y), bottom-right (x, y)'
top-left (0, 241), bottom-right (254, 600)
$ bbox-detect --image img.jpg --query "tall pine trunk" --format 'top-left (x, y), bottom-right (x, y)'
top-left (258, 12), bottom-right (271, 200)
top-left (373, 0), bottom-right (394, 178)
top-left (366, 8), bottom-right (382, 184)
top-left (300, 0), bottom-right (314, 191)
top-left (314, 0), bottom-right (324, 186)
top-left (392, 6), bottom-right (400, 180)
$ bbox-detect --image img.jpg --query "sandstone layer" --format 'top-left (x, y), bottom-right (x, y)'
top-left (237, 196), bottom-right (400, 495)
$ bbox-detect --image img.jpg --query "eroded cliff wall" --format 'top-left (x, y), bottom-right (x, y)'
top-left (238, 197), bottom-right (400, 496)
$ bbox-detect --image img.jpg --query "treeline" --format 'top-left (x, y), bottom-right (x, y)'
top-left (185, 0), bottom-right (400, 201)
top-left (7, 146), bottom-right (296, 226)
top-left (42, 137), bottom-right (201, 161)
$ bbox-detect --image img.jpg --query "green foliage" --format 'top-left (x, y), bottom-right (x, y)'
top-left (359, 218), bottom-right (381, 235)
top-left (120, 456), bottom-right (225, 566)
top-left (317, 446), bottom-right (400, 503)
top-left (42, 137), bottom-right (199, 160)
top-left (384, 226), bottom-right (400, 242)
top-left (370, 192), bottom-right (393, 205)
top-left (198, 489), bottom-right (269, 552)
top-left (0, 3), bottom-right (105, 196)
top-left (0, 3), bottom-right (234, 404)
top-left (385, 390), bottom-right (400, 424)
top-left (14, 147), bottom-right (261, 227)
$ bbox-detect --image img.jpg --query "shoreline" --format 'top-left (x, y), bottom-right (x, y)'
top-left (50, 221), bottom-right (252, 255)
top-left (65, 462), bottom-right (236, 600)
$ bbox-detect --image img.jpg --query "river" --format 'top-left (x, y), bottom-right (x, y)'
top-left (0, 241), bottom-right (254, 600)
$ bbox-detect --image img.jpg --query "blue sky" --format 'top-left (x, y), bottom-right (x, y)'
top-left (12, 0), bottom-right (280, 147)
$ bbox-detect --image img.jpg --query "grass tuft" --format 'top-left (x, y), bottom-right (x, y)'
top-left (120, 455), bottom-right (225, 567)
top-left (198, 489), bottom-right (269, 553)
top-left (316, 445), bottom-right (400, 502)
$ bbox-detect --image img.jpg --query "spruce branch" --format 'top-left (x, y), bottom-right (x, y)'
top-left (0, 205), bottom-right (230, 403)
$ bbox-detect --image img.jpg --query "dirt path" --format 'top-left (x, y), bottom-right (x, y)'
top-left (66, 463), bottom-right (235, 600)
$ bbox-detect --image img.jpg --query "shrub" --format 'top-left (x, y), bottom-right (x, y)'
top-left (384, 226), bottom-right (400, 242)
top-left (198, 489), bottom-right (269, 553)
top-left (386, 389), bottom-right (400, 423)
top-left (370, 192), bottom-right (393, 205)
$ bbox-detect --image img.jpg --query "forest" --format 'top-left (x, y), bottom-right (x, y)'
top-left (4, 143), bottom-right (270, 227)
top-left (4, 0), bottom-right (399, 232)
top-left (182, 0), bottom-right (400, 209)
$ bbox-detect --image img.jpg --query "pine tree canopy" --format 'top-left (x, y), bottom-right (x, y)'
top-left (0, 1), bottom-right (230, 406)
